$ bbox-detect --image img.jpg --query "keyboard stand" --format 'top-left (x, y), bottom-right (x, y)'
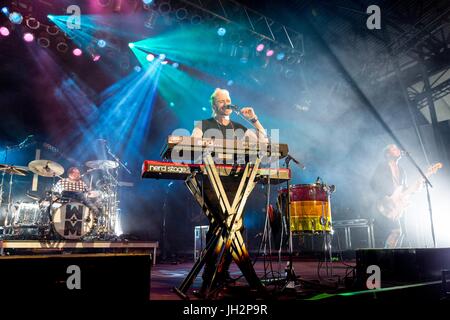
top-left (174, 154), bottom-right (266, 299)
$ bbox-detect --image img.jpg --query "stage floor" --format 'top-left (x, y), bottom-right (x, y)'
top-left (150, 258), bottom-right (355, 300)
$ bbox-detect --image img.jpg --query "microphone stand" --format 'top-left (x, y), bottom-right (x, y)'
top-left (232, 108), bottom-right (307, 287)
top-left (282, 154), bottom-right (305, 289)
top-left (402, 150), bottom-right (436, 248)
top-left (106, 145), bottom-right (131, 175)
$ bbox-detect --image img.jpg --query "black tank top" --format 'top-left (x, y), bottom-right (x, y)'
top-left (200, 118), bottom-right (247, 140)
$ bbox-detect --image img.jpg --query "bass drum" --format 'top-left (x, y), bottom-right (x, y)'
top-left (52, 202), bottom-right (94, 240)
top-left (278, 184), bottom-right (332, 233)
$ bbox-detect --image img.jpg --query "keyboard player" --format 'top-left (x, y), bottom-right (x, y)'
top-left (191, 88), bottom-right (268, 298)
top-left (191, 88), bottom-right (267, 142)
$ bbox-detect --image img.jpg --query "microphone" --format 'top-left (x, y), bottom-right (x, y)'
top-left (225, 104), bottom-right (239, 111)
top-left (400, 150), bottom-right (409, 156)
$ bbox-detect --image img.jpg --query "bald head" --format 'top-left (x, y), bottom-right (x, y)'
top-left (210, 88), bottom-right (232, 117)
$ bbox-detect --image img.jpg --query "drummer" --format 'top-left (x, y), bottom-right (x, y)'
top-left (53, 167), bottom-right (88, 195)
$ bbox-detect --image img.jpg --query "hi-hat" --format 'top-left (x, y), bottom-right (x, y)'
top-left (0, 164), bottom-right (29, 176)
top-left (85, 160), bottom-right (119, 170)
top-left (28, 160), bottom-right (64, 177)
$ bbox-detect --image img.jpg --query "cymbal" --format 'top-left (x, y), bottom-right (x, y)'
top-left (28, 160), bottom-right (64, 177)
top-left (0, 164), bottom-right (29, 176)
top-left (85, 160), bottom-right (119, 170)
top-left (26, 190), bottom-right (41, 201)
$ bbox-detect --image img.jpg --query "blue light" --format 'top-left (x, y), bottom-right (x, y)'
top-left (128, 43), bottom-right (135, 48)
top-left (9, 12), bottom-right (23, 24)
top-left (217, 27), bottom-right (226, 37)
top-left (227, 80), bottom-right (234, 86)
top-left (143, 0), bottom-right (154, 4)
top-left (172, 62), bottom-right (179, 68)
top-left (97, 39), bottom-right (106, 48)
top-left (276, 52), bottom-right (285, 61)
top-left (134, 66), bottom-right (142, 72)
top-left (1, 7), bottom-right (9, 15)
top-left (202, 107), bottom-right (207, 112)
top-left (169, 102), bottom-right (175, 107)
top-left (158, 53), bottom-right (166, 60)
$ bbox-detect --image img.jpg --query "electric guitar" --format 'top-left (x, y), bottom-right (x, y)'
top-left (376, 162), bottom-right (443, 220)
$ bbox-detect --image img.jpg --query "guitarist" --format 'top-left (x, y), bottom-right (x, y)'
top-left (370, 144), bottom-right (407, 248)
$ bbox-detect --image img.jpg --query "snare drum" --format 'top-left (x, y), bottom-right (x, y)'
top-left (52, 202), bottom-right (94, 240)
top-left (278, 184), bottom-right (332, 233)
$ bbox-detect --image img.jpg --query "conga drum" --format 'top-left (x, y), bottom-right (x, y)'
top-left (278, 184), bottom-right (332, 233)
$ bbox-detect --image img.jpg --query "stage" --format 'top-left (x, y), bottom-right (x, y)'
top-left (2, 0), bottom-right (450, 307)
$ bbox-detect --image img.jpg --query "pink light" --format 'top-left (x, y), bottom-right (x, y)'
top-left (146, 53), bottom-right (155, 61)
top-left (23, 32), bottom-right (34, 42)
top-left (0, 26), bottom-right (10, 36)
top-left (92, 54), bottom-right (101, 62)
top-left (72, 48), bottom-right (82, 56)
top-left (161, 60), bottom-right (168, 65)
top-left (266, 49), bottom-right (274, 57)
top-left (256, 43), bottom-right (264, 52)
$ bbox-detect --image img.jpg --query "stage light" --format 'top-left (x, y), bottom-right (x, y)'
top-left (276, 52), bottom-right (285, 61)
top-left (134, 66), bottom-right (142, 72)
top-left (0, 26), bottom-right (10, 36)
top-left (143, 0), bottom-right (154, 4)
top-left (175, 8), bottom-right (188, 20)
top-left (286, 54), bottom-right (301, 65)
top-left (146, 53), bottom-right (155, 61)
top-left (169, 102), bottom-right (175, 107)
top-left (161, 60), bottom-right (168, 65)
top-left (73, 48), bottom-right (83, 56)
top-left (2, 7), bottom-right (9, 15)
top-left (26, 17), bottom-right (40, 29)
top-left (23, 33), bottom-right (34, 42)
top-left (172, 62), bottom-right (179, 68)
top-left (217, 27), bottom-right (226, 37)
top-left (9, 12), bottom-right (23, 24)
top-left (56, 41), bottom-right (68, 53)
top-left (158, 2), bottom-right (171, 14)
top-left (158, 53), bottom-right (166, 60)
top-left (202, 107), bottom-right (207, 112)
top-left (256, 43), bottom-right (264, 52)
top-left (97, 39), bottom-right (106, 48)
top-left (46, 25), bottom-right (59, 36)
top-left (92, 54), bottom-right (101, 62)
top-left (37, 35), bottom-right (50, 47)
top-left (190, 15), bottom-right (202, 25)
top-left (284, 69), bottom-right (294, 79)
top-left (239, 47), bottom-right (249, 64)
top-left (227, 80), bottom-right (234, 86)
top-left (128, 42), bottom-right (135, 48)
top-left (47, 14), bottom-right (54, 20)
top-left (266, 49), bottom-right (274, 57)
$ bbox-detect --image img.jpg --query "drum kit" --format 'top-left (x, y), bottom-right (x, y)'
top-left (0, 158), bottom-right (120, 241)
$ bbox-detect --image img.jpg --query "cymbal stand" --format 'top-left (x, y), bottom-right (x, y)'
top-left (2, 173), bottom-right (15, 234)
top-left (44, 174), bottom-right (59, 239)
top-left (0, 171), bottom-right (5, 235)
